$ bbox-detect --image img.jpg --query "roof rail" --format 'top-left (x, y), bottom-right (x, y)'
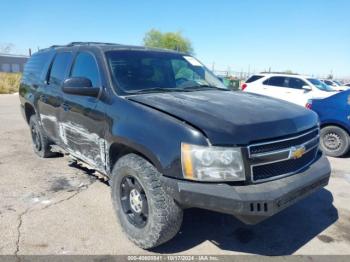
top-left (37, 42), bottom-right (120, 52)
top-left (260, 71), bottom-right (299, 75)
top-left (66, 42), bottom-right (119, 46)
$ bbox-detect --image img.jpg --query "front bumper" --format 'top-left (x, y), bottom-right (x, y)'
top-left (161, 153), bottom-right (331, 224)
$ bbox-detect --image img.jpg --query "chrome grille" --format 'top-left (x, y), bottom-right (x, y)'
top-left (249, 128), bottom-right (319, 156)
top-left (248, 127), bottom-right (320, 182)
top-left (252, 147), bottom-right (318, 181)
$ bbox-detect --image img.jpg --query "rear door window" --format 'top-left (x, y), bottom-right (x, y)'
top-left (246, 75), bottom-right (264, 83)
top-left (70, 52), bottom-right (101, 87)
top-left (263, 76), bottom-right (287, 87)
top-left (48, 52), bottom-right (73, 85)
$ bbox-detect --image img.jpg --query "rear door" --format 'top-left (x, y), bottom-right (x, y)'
top-left (37, 51), bottom-right (73, 142)
top-left (59, 51), bottom-right (106, 171)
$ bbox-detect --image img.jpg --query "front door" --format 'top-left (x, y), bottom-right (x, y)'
top-left (285, 77), bottom-right (310, 106)
top-left (59, 51), bottom-right (106, 172)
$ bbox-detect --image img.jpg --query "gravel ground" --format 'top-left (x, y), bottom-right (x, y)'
top-left (0, 94), bottom-right (350, 255)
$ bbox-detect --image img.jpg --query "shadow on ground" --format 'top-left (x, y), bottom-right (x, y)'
top-left (154, 189), bottom-right (337, 255)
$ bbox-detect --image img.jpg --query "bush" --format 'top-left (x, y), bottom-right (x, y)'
top-left (0, 72), bottom-right (22, 94)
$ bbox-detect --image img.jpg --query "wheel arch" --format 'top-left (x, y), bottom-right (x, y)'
top-left (24, 102), bottom-right (36, 124)
top-left (107, 141), bottom-right (163, 177)
top-left (320, 122), bottom-right (350, 136)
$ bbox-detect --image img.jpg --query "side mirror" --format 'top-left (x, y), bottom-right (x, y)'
top-left (302, 85), bottom-right (312, 91)
top-left (62, 77), bottom-right (100, 97)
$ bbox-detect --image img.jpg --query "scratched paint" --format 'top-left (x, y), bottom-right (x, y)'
top-left (39, 113), bottom-right (106, 171)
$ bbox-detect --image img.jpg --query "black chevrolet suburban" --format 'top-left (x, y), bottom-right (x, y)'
top-left (19, 42), bottom-right (331, 249)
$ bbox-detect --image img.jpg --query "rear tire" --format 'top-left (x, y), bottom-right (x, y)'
top-left (29, 115), bottom-right (56, 158)
top-left (320, 126), bottom-right (350, 157)
top-left (111, 154), bottom-right (183, 249)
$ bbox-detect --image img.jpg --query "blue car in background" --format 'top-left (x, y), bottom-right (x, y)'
top-left (307, 90), bottom-right (350, 157)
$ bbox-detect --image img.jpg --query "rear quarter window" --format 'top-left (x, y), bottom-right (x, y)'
top-left (246, 75), bottom-right (264, 83)
top-left (22, 51), bottom-right (54, 83)
top-left (263, 76), bottom-right (287, 87)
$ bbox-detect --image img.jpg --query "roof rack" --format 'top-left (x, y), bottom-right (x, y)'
top-left (66, 42), bottom-right (119, 47)
top-left (44, 42), bottom-right (119, 49)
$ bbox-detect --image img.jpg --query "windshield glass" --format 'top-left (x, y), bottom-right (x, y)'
top-left (308, 78), bottom-right (334, 91)
top-left (105, 50), bottom-right (227, 93)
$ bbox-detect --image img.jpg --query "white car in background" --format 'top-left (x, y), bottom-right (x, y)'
top-left (242, 73), bottom-right (337, 107)
top-left (321, 79), bottom-right (349, 91)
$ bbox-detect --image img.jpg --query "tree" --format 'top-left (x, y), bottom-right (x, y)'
top-left (143, 29), bottom-right (193, 54)
top-left (284, 70), bottom-right (295, 75)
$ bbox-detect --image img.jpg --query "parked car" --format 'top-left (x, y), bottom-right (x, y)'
top-left (306, 90), bottom-right (350, 157)
top-left (19, 42), bottom-right (331, 249)
top-left (321, 79), bottom-right (349, 91)
top-left (242, 73), bottom-right (337, 106)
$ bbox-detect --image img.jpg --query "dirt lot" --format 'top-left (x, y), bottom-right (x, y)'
top-left (1, 94), bottom-right (350, 255)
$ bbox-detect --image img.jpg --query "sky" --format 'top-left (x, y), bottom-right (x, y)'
top-left (1, 0), bottom-right (349, 78)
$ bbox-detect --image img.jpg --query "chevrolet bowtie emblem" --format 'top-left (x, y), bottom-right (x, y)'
top-left (290, 146), bottom-right (306, 159)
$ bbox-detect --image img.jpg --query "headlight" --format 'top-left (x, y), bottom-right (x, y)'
top-left (181, 143), bottom-right (245, 181)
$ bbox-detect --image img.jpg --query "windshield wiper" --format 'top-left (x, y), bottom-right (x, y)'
top-left (129, 85), bottom-right (228, 94)
top-left (130, 87), bottom-right (182, 94)
top-left (183, 84), bottom-right (229, 91)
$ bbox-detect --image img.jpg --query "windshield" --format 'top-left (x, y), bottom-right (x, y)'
top-left (105, 50), bottom-right (227, 94)
top-left (308, 78), bottom-right (334, 91)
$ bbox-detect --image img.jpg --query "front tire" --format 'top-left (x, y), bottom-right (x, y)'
top-left (111, 154), bottom-right (183, 249)
top-left (320, 126), bottom-right (350, 157)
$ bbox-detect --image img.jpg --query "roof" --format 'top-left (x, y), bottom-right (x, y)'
top-left (0, 53), bottom-right (29, 58)
top-left (255, 72), bottom-right (312, 79)
top-left (40, 42), bottom-right (186, 54)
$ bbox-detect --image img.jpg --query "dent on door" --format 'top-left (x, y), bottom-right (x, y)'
top-left (59, 98), bottom-right (107, 172)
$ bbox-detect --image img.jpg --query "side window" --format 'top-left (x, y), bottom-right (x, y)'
top-left (70, 52), bottom-right (100, 87)
top-left (263, 76), bottom-right (287, 87)
top-left (288, 78), bottom-right (307, 89)
top-left (48, 52), bottom-right (73, 85)
top-left (246, 75), bottom-right (263, 83)
top-left (22, 51), bottom-right (54, 83)
top-left (325, 80), bottom-right (333, 86)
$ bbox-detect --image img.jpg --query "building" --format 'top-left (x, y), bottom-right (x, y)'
top-left (0, 53), bottom-right (29, 73)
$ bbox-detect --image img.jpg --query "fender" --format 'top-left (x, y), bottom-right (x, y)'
top-left (105, 96), bottom-right (209, 179)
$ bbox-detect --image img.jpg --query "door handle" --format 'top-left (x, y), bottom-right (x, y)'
top-left (61, 103), bottom-right (71, 112)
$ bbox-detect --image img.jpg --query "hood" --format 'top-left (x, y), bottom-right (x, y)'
top-left (128, 90), bottom-right (318, 145)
